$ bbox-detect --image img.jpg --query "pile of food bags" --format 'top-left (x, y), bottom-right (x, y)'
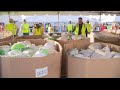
top-left (0, 40), bottom-right (58, 58)
top-left (94, 31), bottom-right (119, 42)
top-left (68, 43), bottom-right (120, 59)
top-left (57, 32), bottom-right (87, 41)
top-left (0, 31), bottom-right (12, 39)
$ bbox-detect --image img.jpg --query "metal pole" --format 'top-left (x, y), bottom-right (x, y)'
top-left (100, 11), bottom-right (102, 23)
top-left (8, 11), bottom-right (10, 20)
top-left (58, 11), bottom-right (60, 32)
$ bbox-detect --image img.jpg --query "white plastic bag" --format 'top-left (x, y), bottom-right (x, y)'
top-left (88, 43), bottom-right (102, 51)
top-left (22, 49), bottom-right (36, 57)
top-left (32, 49), bottom-right (49, 57)
top-left (69, 48), bottom-right (79, 56)
top-left (8, 50), bottom-right (23, 57)
top-left (0, 45), bottom-right (11, 52)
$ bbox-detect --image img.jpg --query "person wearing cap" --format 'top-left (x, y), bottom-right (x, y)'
top-left (85, 20), bottom-right (92, 37)
top-left (21, 19), bottom-right (30, 36)
top-left (67, 21), bottom-right (73, 33)
top-left (4, 18), bottom-right (17, 37)
top-left (74, 17), bottom-right (86, 36)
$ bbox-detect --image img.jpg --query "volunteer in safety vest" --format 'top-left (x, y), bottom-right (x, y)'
top-left (48, 23), bottom-right (54, 34)
top-left (74, 17), bottom-right (86, 36)
top-left (33, 24), bottom-right (43, 35)
top-left (45, 23), bottom-right (49, 32)
top-left (67, 21), bottom-right (73, 33)
top-left (21, 19), bottom-right (30, 35)
top-left (4, 19), bottom-right (17, 37)
top-left (85, 20), bottom-right (92, 37)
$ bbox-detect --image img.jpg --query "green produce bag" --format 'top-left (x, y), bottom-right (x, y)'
top-left (11, 43), bottom-right (26, 51)
top-left (0, 49), bottom-right (5, 55)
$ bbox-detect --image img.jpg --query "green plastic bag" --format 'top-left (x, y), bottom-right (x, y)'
top-left (11, 43), bottom-right (26, 51)
top-left (0, 49), bottom-right (5, 55)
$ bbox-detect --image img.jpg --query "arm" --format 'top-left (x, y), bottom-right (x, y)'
top-left (4, 24), bottom-right (7, 31)
top-left (72, 25), bottom-right (76, 32)
top-left (32, 27), bottom-right (35, 35)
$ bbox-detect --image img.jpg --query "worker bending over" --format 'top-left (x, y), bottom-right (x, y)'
top-left (85, 20), bottom-right (92, 37)
top-left (67, 21), bottom-right (73, 33)
top-left (74, 17), bottom-right (86, 36)
top-left (21, 19), bottom-right (30, 36)
top-left (33, 24), bottom-right (43, 35)
top-left (4, 18), bottom-right (17, 37)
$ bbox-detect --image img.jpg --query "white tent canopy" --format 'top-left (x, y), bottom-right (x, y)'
top-left (0, 11), bottom-right (120, 24)
top-left (0, 11), bottom-right (120, 16)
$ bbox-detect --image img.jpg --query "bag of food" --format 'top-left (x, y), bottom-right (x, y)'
top-left (32, 49), bottom-right (49, 57)
top-left (8, 50), bottom-right (23, 57)
top-left (88, 43), bottom-right (102, 51)
top-left (11, 43), bottom-right (26, 51)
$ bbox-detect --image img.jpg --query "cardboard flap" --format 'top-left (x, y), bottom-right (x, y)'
top-left (64, 39), bottom-right (90, 52)
top-left (14, 35), bottom-right (43, 39)
top-left (0, 35), bottom-right (14, 42)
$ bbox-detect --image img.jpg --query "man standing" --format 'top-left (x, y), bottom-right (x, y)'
top-left (74, 17), bottom-right (86, 36)
top-left (4, 18), bottom-right (17, 37)
top-left (67, 21), bottom-right (73, 33)
top-left (45, 23), bottom-right (49, 32)
top-left (21, 19), bottom-right (30, 36)
top-left (85, 20), bottom-right (92, 37)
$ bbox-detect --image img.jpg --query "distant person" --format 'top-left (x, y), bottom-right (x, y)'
top-left (67, 21), bottom-right (73, 33)
top-left (100, 23), bottom-right (106, 31)
top-left (45, 23), bottom-right (49, 32)
top-left (106, 23), bottom-right (110, 30)
top-left (21, 19), bottom-right (30, 36)
top-left (0, 24), bottom-right (4, 32)
top-left (85, 20), bottom-right (92, 37)
top-left (4, 18), bottom-right (17, 37)
top-left (74, 17), bottom-right (86, 36)
top-left (48, 23), bottom-right (54, 34)
top-left (33, 24), bottom-right (43, 35)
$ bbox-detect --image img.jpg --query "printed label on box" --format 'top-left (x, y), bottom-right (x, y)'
top-left (36, 67), bottom-right (48, 78)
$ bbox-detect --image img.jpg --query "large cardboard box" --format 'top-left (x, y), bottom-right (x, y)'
top-left (65, 42), bottom-right (120, 78)
top-left (0, 39), bottom-right (62, 78)
top-left (0, 35), bottom-right (14, 42)
top-left (56, 38), bottom-right (90, 77)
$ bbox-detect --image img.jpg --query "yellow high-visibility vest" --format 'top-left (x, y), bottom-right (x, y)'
top-left (4, 23), bottom-right (17, 35)
top-left (75, 23), bottom-right (86, 36)
top-left (34, 28), bottom-right (43, 35)
top-left (86, 23), bottom-right (92, 33)
top-left (21, 23), bottom-right (29, 33)
top-left (67, 24), bottom-right (73, 32)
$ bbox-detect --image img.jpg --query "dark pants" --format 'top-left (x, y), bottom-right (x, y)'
top-left (23, 33), bottom-right (29, 36)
